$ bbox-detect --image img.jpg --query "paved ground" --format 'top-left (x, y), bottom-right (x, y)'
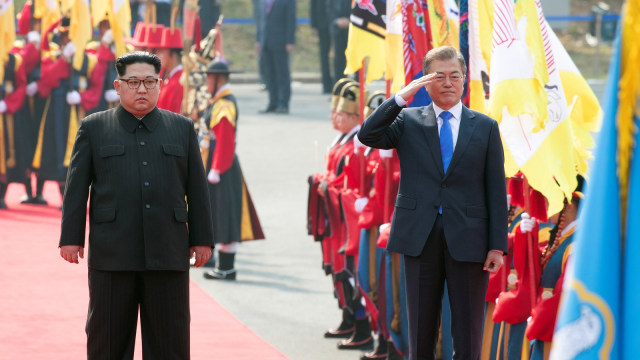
top-left (189, 81), bottom-right (379, 360)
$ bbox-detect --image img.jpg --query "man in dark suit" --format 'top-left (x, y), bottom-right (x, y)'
top-left (310, 0), bottom-right (332, 94)
top-left (357, 46), bottom-right (508, 360)
top-left (255, 0), bottom-right (296, 114)
top-left (59, 51), bottom-right (214, 359)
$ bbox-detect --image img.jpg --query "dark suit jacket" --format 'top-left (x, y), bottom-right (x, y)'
top-left (310, 0), bottom-right (330, 30)
top-left (357, 98), bottom-right (508, 262)
top-left (255, 0), bottom-right (296, 51)
top-left (60, 105), bottom-right (214, 271)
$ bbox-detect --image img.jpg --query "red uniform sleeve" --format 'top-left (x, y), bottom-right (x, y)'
top-left (525, 271), bottom-right (566, 342)
top-left (3, 57), bottom-right (27, 113)
top-left (18, 42), bottom-right (41, 75)
top-left (210, 117), bottom-right (235, 174)
top-left (80, 49), bottom-right (110, 111)
top-left (37, 57), bottom-right (70, 97)
top-left (157, 70), bottom-right (184, 113)
top-left (492, 228), bottom-right (542, 324)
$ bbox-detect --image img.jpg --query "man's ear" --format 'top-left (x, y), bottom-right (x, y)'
top-left (113, 79), bottom-right (120, 94)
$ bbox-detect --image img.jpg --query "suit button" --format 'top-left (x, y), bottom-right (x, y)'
top-left (144, 181), bottom-right (150, 187)
top-left (142, 161), bottom-right (148, 166)
top-left (145, 204), bottom-right (150, 209)
top-left (140, 141), bottom-right (145, 146)
top-left (441, 183), bottom-right (447, 188)
top-left (138, 125), bottom-right (143, 129)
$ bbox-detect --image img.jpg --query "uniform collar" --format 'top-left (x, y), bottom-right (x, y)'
top-left (117, 105), bottom-right (161, 132)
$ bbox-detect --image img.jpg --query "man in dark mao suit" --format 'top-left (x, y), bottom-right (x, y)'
top-left (59, 51), bottom-right (214, 359)
top-left (357, 46), bottom-right (508, 360)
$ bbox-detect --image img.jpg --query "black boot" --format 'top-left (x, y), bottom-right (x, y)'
top-left (360, 336), bottom-right (388, 359)
top-left (21, 175), bottom-right (34, 203)
top-left (386, 342), bottom-right (404, 360)
top-left (324, 308), bottom-right (355, 338)
top-left (337, 318), bottom-right (373, 350)
top-left (31, 176), bottom-right (47, 205)
top-left (203, 251), bottom-right (236, 280)
top-left (0, 183), bottom-right (8, 209)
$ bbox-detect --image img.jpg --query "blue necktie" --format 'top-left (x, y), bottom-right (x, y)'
top-left (440, 111), bottom-right (454, 173)
top-left (439, 111), bottom-right (453, 214)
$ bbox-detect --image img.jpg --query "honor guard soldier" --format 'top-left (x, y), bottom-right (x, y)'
top-left (199, 59), bottom-right (264, 280)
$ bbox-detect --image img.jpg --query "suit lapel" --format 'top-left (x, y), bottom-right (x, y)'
top-left (420, 104), bottom-right (445, 177)
top-left (444, 105), bottom-right (477, 179)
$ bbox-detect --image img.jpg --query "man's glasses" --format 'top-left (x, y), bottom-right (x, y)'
top-left (434, 74), bottom-right (464, 83)
top-left (118, 78), bottom-right (159, 89)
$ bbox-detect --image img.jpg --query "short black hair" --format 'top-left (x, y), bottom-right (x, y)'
top-left (115, 51), bottom-right (162, 76)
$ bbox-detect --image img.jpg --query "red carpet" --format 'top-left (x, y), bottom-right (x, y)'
top-left (0, 182), bottom-right (288, 359)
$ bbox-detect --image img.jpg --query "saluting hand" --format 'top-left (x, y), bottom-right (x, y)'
top-left (60, 245), bottom-right (84, 264)
top-left (396, 73), bottom-right (437, 104)
top-left (190, 246), bottom-right (212, 268)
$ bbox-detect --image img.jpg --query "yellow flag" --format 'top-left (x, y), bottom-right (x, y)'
top-left (489, 0), bottom-right (601, 215)
top-left (109, 0), bottom-right (132, 57)
top-left (467, 0), bottom-right (492, 114)
top-left (69, 0), bottom-right (92, 70)
top-left (344, 0), bottom-right (386, 84)
top-left (426, 0), bottom-right (459, 48)
top-left (0, 0), bottom-right (15, 82)
top-left (34, 0), bottom-right (60, 41)
top-left (385, 0), bottom-right (404, 93)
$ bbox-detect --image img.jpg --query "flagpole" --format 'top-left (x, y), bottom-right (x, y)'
top-left (522, 177), bottom-right (538, 310)
top-left (359, 58), bottom-right (366, 195)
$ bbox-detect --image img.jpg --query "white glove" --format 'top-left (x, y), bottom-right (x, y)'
top-left (379, 223), bottom-right (391, 233)
top-left (0, 100), bottom-right (7, 114)
top-left (207, 169), bottom-right (220, 184)
top-left (353, 135), bottom-right (366, 155)
top-left (26, 82), bottom-right (38, 97)
top-left (354, 197), bottom-right (369, 213)
top-left (27, 31), bottom-right (41, 45)
top-left (379, 149), bottom-right (393, 158)
top-left (519, 212), bottom-right (536, 234)
top-left (66, 90), bottom-right (82, 105)
top-left (62, 41), bottom-right (76, 60)
top-left (199, 138), bottom-right (210, 150)
top-left (101, 29), bottom-right (113, 46)
top-left (104, 89), bottom-right (119, 103)
top-left (506, 194), bottom-right (512, 208)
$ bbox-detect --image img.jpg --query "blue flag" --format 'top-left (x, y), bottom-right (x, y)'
top-left (550, 28), bottom-right (622, 359)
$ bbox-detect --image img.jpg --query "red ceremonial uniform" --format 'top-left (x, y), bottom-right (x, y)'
top-left (157, 66), bottom-right (184, 114)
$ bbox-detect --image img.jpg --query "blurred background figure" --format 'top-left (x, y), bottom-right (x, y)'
top-left (310, 0), bottom-right (332, 94)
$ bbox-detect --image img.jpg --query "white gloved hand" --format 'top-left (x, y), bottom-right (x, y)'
top-left (208, 169), bottom-right (220, 184)
top-left (101, 29), bottom-right (113, 45)
top-left (354, 197), bottom-right (369, 213)
top-left (26, 82), bottom-right (38, 97)
top-left (379, 149), bottom-right (393, 158)
top-left (27, 31), bottom-right (41, 45)
top-left (379, 223), bottom-right (391, 233)
top-left (507, 194), bottom-right (512, 208)
top-left (199, 138), bottom-right (210, 150)
top-left (66, 90), bottom-right (82, 105)
top-left (519, 212), bottom-right (536, 234)
top-left (353, 135), bottom-right (366, 155)
top-left (104, 89), bottom-right (119, 103)
top-left (62, 41), bottom-right (76, 60)
top-left (0, 100), bottom-right (7, 114)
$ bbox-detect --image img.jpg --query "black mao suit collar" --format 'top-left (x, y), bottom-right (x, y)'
top-left (116, 105), bottom-right (161, 133)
